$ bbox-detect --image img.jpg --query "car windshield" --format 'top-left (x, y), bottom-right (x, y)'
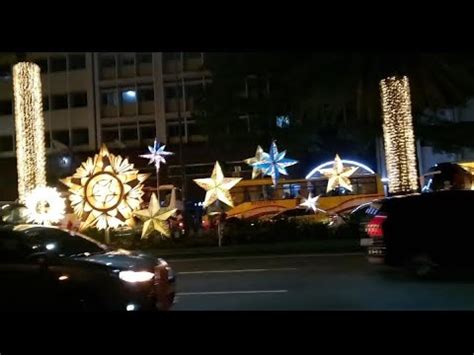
top-left (18, 226), bottom-right (107, 257)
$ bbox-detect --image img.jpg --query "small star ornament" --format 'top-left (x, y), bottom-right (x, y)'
top-left (299, 193), bottom-right (324, 213)
top-left (320, 154), bottom-right (358, 192)
top-left (194, 162), bottom-right (242, 208)
top-left (252, 141), bottom-right (298, 187)
top-left (133, 193), bottom-right (177, 239)
top-left (244, 145), bottom-right (266, 179)
top-left (139, 138), bottom-right (174, 172)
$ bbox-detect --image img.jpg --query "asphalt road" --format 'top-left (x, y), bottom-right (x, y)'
top-left (170, 253), bottom-right (474, 310)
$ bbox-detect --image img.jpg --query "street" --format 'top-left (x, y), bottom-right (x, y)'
top-left (170, 253), bottom-right (474, 310)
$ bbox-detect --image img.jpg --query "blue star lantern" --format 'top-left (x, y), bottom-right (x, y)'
top-left (140, 138), bottom-right (174, 172)
top-left (252, 141), bottom-right (298, 187)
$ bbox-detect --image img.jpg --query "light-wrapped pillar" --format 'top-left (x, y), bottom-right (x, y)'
top-left (380, 76), bottom-right (419, 194)
top-left (13, 62), bottom-right (46, 202)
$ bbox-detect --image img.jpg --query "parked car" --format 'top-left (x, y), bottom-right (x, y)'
top-left (0, 224), bottom-right (176, 311)
top-left (268, 207), bottom-right (330, 224)
top-left (361, 190), bottom-right (474, 276)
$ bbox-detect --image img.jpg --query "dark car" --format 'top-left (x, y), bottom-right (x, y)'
top-left (0, 224), bottom-right (176, 311)
top-left (361, 190), bottom-right (474, 276)
top-left (269, 207), bottom-right (313, 222)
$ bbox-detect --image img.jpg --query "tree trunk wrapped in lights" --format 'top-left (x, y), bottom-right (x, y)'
top-left (13, 62), bottom-right (47, 202)
top-left (380, 76), bottom-right (419, 194)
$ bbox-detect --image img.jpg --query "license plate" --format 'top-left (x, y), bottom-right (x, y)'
top-left (360, 238), bottom-right (373, 246)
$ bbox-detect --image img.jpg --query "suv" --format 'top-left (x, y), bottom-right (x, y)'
top-left (361, 190), bottom-right (474, 276)
top-left (0, 224), bottom-right (176, 311)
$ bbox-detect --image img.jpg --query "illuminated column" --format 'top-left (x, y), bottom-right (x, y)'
top-left (13, 62), bottom-right (47, 202)
top-left (380, 76), bottom-right (419, 194)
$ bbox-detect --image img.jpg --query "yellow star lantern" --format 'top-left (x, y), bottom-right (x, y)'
top-left (60, 144), bottom-right (150, 231)
top-left (194, 161), bottom-right (242, 208)
top-left (320, 154), bottom-right (358, 192)
top-left (133, 193), bottom-right (177, 239)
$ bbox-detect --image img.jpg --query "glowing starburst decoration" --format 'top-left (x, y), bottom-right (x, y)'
top-left (24, 186), bottom-right (66, 225)
top-left (320, 154), bottom-right (358, 192)
top-left (61, 145), bottom-right (150, 230)
top-left (139, 138), bottom-right (174, 172)
top-left (133, 193), bottom-right (177, 239)
top-left (194, 161), bottom-right (242, 208)
top-left (252, 141), bottom-right (298, 187)
top-left (244, 145), bottom-right (265, 179)
top-left (299, 193), bottom-right (323, 213)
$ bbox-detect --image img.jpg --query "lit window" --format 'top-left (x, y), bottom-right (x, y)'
top-left (276, 115), bottom-right (290, 128)
top-left (121, 90), bottom-right (137, 104)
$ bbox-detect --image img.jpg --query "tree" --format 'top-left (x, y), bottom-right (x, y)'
top-left (196, 52), bottom-right (474, 154)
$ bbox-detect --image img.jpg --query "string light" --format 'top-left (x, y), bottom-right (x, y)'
top-left (380, 76), bottom-right (419, 194)
top-left (13, 62), bottom-right (47, 202)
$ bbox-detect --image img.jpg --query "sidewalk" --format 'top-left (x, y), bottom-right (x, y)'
top-left (144, 238), bottom-right (362, 259)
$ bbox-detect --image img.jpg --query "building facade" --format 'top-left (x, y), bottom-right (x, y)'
top-left (0, 52), bottom-right (211, 158)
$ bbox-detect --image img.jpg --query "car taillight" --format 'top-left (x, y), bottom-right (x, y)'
top-left (366, 215), bottom-right (386, 239)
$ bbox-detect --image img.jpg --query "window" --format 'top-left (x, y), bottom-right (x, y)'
top-left (72, 129), bottom-right (89, 146)
top-left (121, 127), bottom-right (138, 141)
top-left (0, 135), bottom-right (13, 152)
top-left (52, 130), bottom-right (70, 146)
top-left (51, 94), bottom-right (68, 110)
top-left (186, 84), bottom-right (205, 101)
top-left (163, 52), bottom-right (179, 61)
top-left (68, 54), bottom-right (86, 70)
top-left (184, 52), bottom-right (201, 60)
top-left (0, 64), bottom-right (11, 79)
top-left (101, 91), bottom-right (118, 106)
top-left (100, 55), bottom-right (116, 68)
top-left (187, 122), bottom-right (203, 136)
top-left (120, 53), bottom-right (135, 66)
top-left (121, 89), bottom-right (137, 104)
top-left (165, 87), bottom-right (178, 99)
top-left (42, 97), bottom-right (49, 111)
top-left (0, 100), bottom-right (12, 115)
top-left (102, 129), bottom-right (118, 143)
top-left (140, 126), bottom-right (155, 140)
top-left (167, 123), bottom-right (181, 137)
top-left (137, 88), bottom-right (154, 102)
top-left (22, 227), bottom-right (105, 257)
top-left (50, 56), bottom-right (67, 72)
top-left (137, 53), bottom-right (152, 64)
top-left (33, 58), bottom-right (48, 73)
top-left (69, 92), bottom-right (87, 108)
top-left (276, 115), bottom-right (290, 128)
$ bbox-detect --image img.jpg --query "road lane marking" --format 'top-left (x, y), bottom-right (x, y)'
top-left (178, 267), bottom-right (297, 275)
top-left (177, 290), bottom-right (288, 296)
top-left (170, 252), bottom-right (363, 263)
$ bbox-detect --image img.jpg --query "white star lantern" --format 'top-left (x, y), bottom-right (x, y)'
top-left (320, 154), bottom-right (358, 192)
top-left (194, 162), bottom-right (242, 208)
top-left (244, 145), bottom-right (265, 179)
top-left (252, 141), bottom-right (298, 187)
top-left (299, 193), bottom-right (324, 213)
top-left (139, 138), bottom-right (174, 173)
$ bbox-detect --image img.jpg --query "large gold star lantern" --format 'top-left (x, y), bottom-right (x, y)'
top-left (61, 144), bottom-right (150, 230)
top-left (194, 161), bottom-right (242, 208)
top-left (133, 193), bottom-right (177, 239)
top-left (320, 154), bottom-right (358, 192)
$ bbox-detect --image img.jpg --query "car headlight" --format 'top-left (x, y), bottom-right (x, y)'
top-left (119, 271), bottom-right (154, 283)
